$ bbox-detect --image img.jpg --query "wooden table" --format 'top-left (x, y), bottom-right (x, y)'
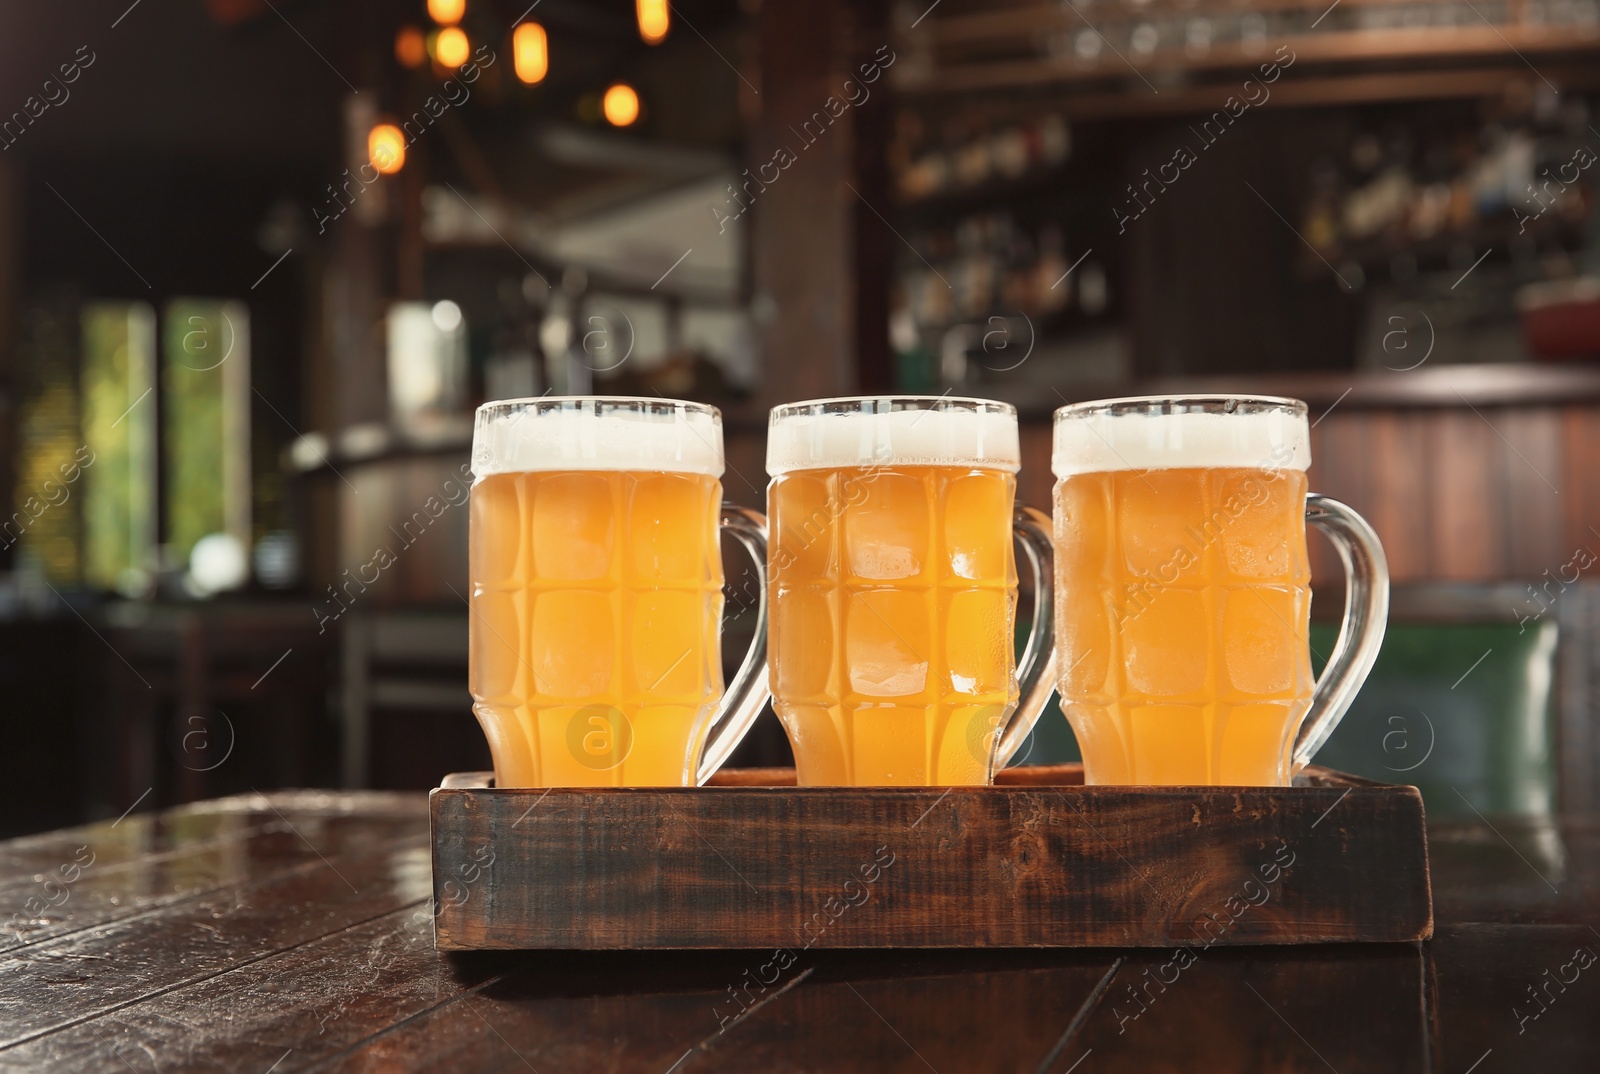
top-left (1, 791), bottom-right (1595, 1072)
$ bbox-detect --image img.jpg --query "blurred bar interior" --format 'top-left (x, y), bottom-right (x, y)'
top-left (5, 0), bottom-right (1600, 834)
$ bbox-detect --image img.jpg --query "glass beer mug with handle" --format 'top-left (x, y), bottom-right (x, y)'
top-left (469, 397), bottom-right (770, 787)
top-left (1052, 395), bottom-right (1389, 786)
top-left (766, 397), bottom-right (1056, 786)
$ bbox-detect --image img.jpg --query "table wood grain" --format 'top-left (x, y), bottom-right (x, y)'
top-left (2, 791), bottom-right (1595, 1072)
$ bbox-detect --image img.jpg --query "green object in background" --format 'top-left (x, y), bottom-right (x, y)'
top-left (81, 303), bottom-right (158, 594)
top-left (163, 300), bottom-right (251, 566)
top-left (1311, 620), bottom-right (1557, 818)
top-left (893, 344), bottom-right (937, 394)
top-left (1016, 687), bottom-right (1080, 766)
top-left (1011, 616), bottom-right (1081, 767)
top-left (1011, 616), bottom-right (1557, 821)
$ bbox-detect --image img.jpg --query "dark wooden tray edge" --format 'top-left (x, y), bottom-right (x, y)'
top-left (430, 766), bottom-right (1434, 951)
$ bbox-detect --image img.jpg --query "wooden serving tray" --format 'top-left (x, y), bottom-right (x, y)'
top-left (429, 764), bottom-right (1432, 951)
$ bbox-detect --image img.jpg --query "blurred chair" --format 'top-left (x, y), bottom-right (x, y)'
top-left (95, 601), bottom-right (336, 812)
top-left (338, 600), bottom-right (790, 788)
top-left (340, 609), bottom-right (485, 789)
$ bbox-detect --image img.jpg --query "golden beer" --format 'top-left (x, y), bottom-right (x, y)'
top-left (469, 398), bottom-right (765, 788)
top-left (767, 398), bottom-right (1044, 786)
top-left (1051, 397), bottom-right (1366, 787)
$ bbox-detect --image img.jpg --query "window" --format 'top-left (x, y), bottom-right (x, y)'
top-left (81, 302), bottom-right (158, 594)
top-left (163, 299), bottom-right (251, 565)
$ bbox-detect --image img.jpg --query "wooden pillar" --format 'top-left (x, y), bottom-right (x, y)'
top-left (0, 161), bottom-right (17, 569)
top-left (320, 177), bottom-right (391, 430)
top-left (849, 1), bottom-right (894, 395)
top-left (749, 0), bottom-right (894, 410)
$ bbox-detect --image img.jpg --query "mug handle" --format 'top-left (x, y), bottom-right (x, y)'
top-left (696, 504), bottom-right (772, 786)
top-left (1292, 494), bottom-right (1390, 772)
top-left (995, 504), bottom-right (1058, 768)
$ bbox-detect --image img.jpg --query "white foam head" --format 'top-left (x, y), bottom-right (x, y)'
top-left (767, 397), bottom-right (1020, 475)
top-left (472, 397), bottom-right (723, 478)
top-left (1052, 396), bottom-right (1310, 478)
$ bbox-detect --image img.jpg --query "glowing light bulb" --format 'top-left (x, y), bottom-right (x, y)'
top-left (189, 534), bottom-right (249, 596)
top-left (602, 83), bottom-right (640, 127)
top-left (513, 22), bottom-right (548, 84)
top-left (395, 26), bottom-right (426, 69)
top-left (636, 0), bottom-right (669, 44)
top-left (431, 300), bottom-right (463, 332)
top-left (369, 123), bottom-right (406, 175)
top-left (428, 0), bottom-right (465, 25)
top-left (436, 26), bottom-right (470, 67)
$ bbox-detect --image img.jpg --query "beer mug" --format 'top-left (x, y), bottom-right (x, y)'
top-left (469, 397), bottom-right (770, 787)
top-left (1052, 395), bottom-right (1389, 786)
top-left (766, 397), bottom-right (1056, 786)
